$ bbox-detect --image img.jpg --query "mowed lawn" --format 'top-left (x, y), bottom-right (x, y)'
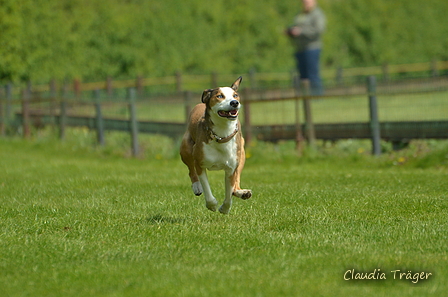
top-left (0, 138), bottom-right (447, 296)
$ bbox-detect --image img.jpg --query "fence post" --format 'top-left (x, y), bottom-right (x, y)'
top-left (242, 88), bottom-right (252, 146)
top-left (367, 76), bottom-right (381, 156)
top-left (59, 85), bottom-right (68, 140)
top-left (431, 59), bottom-right (439, 77)
top-left (184, 91), bottom-right (192, 125)
top-left (94, 89), bottom-right (105, 146)
top-left (176, 71), bottom-right (183, 93)
top-left (5, 83), bottom-right (12, 127)
top-left (74, 78), bottom-right (81, 99)
top-left (335, 66), bottom-right (343, 86)
top-left (22, 84), bottom-right (31, 139)
top-left (293, 76), bottom-right (304, 154)
top-left (128, 88), bottom-right (139, 157)
top-left (301, 79), bottom-right (316, 148)
top-left (49, 79), bottom-right (57, 123)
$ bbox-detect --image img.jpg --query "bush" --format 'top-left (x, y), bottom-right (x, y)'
top-left (1, 0), bottom-right (448, 84)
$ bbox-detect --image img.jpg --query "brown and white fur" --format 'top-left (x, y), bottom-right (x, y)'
top-left (180, 76), bottom-right (252, 214)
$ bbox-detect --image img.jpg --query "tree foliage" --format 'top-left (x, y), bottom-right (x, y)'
top-left (1, 0), bottom-right (447, 83)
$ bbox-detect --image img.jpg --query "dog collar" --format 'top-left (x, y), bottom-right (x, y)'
top-left (209, 126), bottom-right (239, 143)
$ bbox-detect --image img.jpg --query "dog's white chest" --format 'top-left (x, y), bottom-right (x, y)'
top-left (202, 140), bottom-right (238, 171)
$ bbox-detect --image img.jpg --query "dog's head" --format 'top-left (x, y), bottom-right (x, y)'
top-left (201, 76), bottom-right (242, 121)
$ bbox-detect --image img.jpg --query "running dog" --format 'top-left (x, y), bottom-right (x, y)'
top-left (180, 77), bottom-right (252, 214)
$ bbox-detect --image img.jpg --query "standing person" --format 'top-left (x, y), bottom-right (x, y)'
top-left (286, 0), bottom-right (326, 95)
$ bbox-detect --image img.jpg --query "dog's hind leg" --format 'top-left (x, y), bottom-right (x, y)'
top-left (231, 148), bottom-right (252, 200)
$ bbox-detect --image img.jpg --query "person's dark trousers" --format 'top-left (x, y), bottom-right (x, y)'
top-left (295, 49), bottom-right (323, 95)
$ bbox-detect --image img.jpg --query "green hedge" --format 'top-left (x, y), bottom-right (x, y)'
top-left (1, 0), bottom-right (447, 83)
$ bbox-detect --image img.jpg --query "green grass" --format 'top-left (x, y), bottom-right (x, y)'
top-left (1, 135), bottom-right (447, 296)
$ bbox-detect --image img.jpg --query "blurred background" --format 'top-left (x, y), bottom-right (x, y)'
top-left (1, 0), bottom-right (447, 154)
top-left (1, 0), bottom-right (447, 83)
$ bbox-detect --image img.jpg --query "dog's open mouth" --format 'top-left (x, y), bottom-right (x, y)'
top-left (218, 110), bottom-right (239, 118)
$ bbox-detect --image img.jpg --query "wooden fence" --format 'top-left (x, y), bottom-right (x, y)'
top-left (4, 73), bottom-right (448, 157)
top-left (241, 77), bottom-right (448, 155)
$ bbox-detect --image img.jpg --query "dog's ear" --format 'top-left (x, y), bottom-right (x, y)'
top-left (201, 89), bottom-right (214, 103)
top-left (231, 76), bottom-right (243, 91)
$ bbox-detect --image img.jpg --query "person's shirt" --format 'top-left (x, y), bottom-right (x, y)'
top-left (291, 7), bottom-right (326, 52)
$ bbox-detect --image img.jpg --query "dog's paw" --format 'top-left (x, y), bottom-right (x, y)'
top-left (233, 189), bottom-right (252, 200)
top-left (206, 200), bottom-right (218, 212)
top-left (192, 181), bottom-right (203, 196)
top-left (219, 205), bottom-right (230, 214)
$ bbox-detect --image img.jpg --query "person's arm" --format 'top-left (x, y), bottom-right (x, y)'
top-left (286, 26), bottom-right (301, 37)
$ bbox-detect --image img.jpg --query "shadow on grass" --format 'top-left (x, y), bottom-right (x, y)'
top-left (146, 214), bottom-right (186, 224)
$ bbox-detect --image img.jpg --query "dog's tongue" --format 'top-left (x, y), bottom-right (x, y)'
top-left (218, 110), bottom-right (229, 117)
top-left (218, 110), bottom-right (238, 117)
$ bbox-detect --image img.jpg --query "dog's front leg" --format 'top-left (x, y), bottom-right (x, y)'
top-left (198, 171), bottom-right (218, 212)
top-left (219, 170), bottom-right (234, 214)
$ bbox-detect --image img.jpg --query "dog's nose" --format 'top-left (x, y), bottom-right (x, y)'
top-left (230, 100), bottom-right (239, 108)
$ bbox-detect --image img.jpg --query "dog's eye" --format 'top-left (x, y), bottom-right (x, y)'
top-left (233, 93), bottom-right (239, 98)
top-left (217, 94), bottom-right (224, 99)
